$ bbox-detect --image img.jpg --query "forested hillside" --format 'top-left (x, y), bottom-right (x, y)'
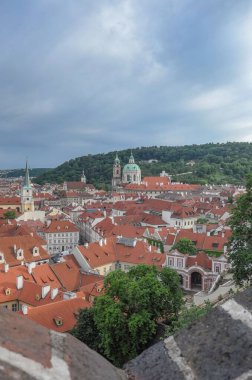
top-left (35, 142), bottom-right (252, 188)
top-left (0, 168), bottom-right (51, 179)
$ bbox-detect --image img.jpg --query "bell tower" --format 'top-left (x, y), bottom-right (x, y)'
top-left (21, 161), bottom-right (34, 213)
top-left (112, 154), bottom-right (121, 190)
top-left (81, 169), bottom-right (86, 183)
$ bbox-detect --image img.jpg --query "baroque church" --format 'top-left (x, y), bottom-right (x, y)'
top-left (112, 152), bottom-right (141, 190)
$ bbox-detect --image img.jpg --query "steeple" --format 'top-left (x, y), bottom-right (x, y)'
top-left (114, 153), bottom-right (120, 165)
top-left (24, 160), bottom-right (30, 188)
top-left (21, 160), bottom-right (34, 213)
top-left (81, 169), bottom-right (86, 183)
top-left (129, 151), bottom-right (135, 164)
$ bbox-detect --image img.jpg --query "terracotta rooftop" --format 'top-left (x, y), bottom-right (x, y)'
top-left (44, 220), bottom-right (79, 233)
top-left (0, 235), bottom-right (50, 267)
top-left (24, 296), bottom-right (91, 333)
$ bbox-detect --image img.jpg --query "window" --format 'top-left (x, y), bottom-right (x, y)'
top-left (54, 317), bottom-right (63, 326)
top-left (177, 259), bottom-right (183, 268)
top-left (12, 303), bottom-right (18, 312)
top-left (168, 258), bottom-right (174, 266)
top-left (215, 265), bottom-right (220, 273)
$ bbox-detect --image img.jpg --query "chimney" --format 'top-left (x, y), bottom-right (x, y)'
top-left (13, 244), bottom-right (17, 253)
top-left (4, 264), bottom-right (9, 273)
top-left (148, 245), bottom-right (152, 252)
top-left (84, 243), bottom-right (89, 248)
top-left (27, 263), bottom-right (33, 274)
top-left (16, 275), bottom-right (24, 290)
top-left (22, 305), bottom-right (28, 315)
top-left (41, 285), bottom-right (50, 299)
top-left (104, 238), bottom-right (107, 245)
top-left (51, 288), bottom-right (59, 300)
top-left (99, 239), bottom-right (103, 247)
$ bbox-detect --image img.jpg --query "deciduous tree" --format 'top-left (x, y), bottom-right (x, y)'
top-left (228, 174), bottom-right (252, 285)
top-left (73, 265), bottom-right (183, 367)
top-left (172, 237), bottom-right (197, 255)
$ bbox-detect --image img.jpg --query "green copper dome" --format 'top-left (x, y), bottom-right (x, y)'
top-left (123, 163), bottom-right (141, 172)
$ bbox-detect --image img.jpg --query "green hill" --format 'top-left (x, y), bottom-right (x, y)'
top-left (35, 142), bottom-right (252, 189)
top-left (0, 168), bottom-right (51, 179)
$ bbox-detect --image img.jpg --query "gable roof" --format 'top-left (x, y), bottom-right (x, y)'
top-left (0, 235), bottom-right (50, 267)
top-left (44, 220), bottom-right (79, 233)
top-left (24, 297), bottom-right (91, 332)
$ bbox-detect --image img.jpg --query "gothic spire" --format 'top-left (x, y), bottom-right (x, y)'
top-left (24, 160), bottom-right (30, 187)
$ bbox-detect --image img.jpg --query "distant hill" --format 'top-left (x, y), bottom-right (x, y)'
top-left (0, 168), bottom-right (51, 179)
top-left (35, 142), bottom-right (252, 189)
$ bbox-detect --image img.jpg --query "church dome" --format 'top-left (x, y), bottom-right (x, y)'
top-left (122, 153), bottom-right (141, 184)
top-left (122, 163), bottom-right (141, 172)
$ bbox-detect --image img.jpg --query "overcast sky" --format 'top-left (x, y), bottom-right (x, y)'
top-left (1, 0), bottom-right (252, 168)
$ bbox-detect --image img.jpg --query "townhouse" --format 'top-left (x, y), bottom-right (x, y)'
top-left (42, 220), bottom-right (80, 255)
top-left (73, 236), bottom-right (165, 276)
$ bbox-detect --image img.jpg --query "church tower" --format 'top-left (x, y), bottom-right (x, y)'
top-left (81, 169), bottom-right (86, 183)
top-left (21, 161), bottom-right (34, 213)
top-left (112, 154), bottom-right (121, 190)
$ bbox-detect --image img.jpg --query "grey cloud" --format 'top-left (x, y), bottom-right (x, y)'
top-left (1, 0), bottom-right (252, 168)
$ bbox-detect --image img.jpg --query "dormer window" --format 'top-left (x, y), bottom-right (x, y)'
top-left (16, 248), bottom-right (24, 260)
top-left (54, 316), bottom-right (63, 326)
top-left (0, 253), bottom-right (4, 264)
top-left (32, 247), bottom-right (39, 257)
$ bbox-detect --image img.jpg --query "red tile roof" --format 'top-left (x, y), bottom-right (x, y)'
top-left (24, 297), bottom-right (91, 332)
top-left (0, 235), bottom-right (50, 267)
top-left (50, 261), bottom-right (81, 291)
top-left (186, 252), bottom-right (212, 271)
top-left (31, 264), bottom-right (62, 289)
top-left (0, 197), bottom-right (21, 205)
top-left (44, 220), bottom-right (79, 233)
top-left (77, 237), bottom-right (165, 270)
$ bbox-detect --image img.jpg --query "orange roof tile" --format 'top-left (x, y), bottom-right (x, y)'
top-left (31, 264), bottom-right (62, 288)
top-left (50, 261), bottom-right (81, 291)
top-left (24, 297), bottom-right (91, 332)
top-left (0, 235), bottom-right (49, 267)
top-left (44, 220), bottom-right (79, 233)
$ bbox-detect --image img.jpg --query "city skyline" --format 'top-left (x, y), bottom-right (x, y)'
top-left (1, 1), bottom-right (252, 168)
